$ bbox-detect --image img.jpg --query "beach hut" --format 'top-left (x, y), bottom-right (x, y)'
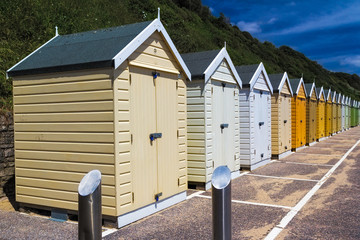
top-left (236, 63), bottom-right (273, 170)
top-left (341, 95), bottom-right (346, 131)
top-left (7, 16), bottom-right (192, 227)
top-left (324, 89), bottom-right (332, 136)
top-left (269, 72), bottom-right (293, 159)
top-left (336, 93), bottom-right (342, 132)
top-left (305, 83), bottom-right (317, 145)
top-left (351, 99), bottom-right (357, 127)
top-left (345, 96), bottom-right (350, 129)
top-left (347, 97), bottom-right (351, 129)
top-left (316, 87), bottom-right (326, 141)
top-left (290, 77), bottom-right (307, 151)
top-left (181, 47), bottom-right (242, 189)
top-left (331, 91), bottom-right (337, 134)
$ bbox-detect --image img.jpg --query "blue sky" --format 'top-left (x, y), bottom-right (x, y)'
top-left (202, 0), bottom-right (360, 76)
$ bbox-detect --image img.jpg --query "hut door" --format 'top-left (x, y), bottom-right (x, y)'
top-left (254, 90), bottom-right (269, 163)
top-left (211, 81), bottom-right (235, 171)
top-left (280, 95), bottom-right (290, 152)
top-left (130, 67), bottom-right (178, 208)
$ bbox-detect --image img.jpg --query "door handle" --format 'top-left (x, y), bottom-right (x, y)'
top-left (300, 120), bottom-right (302, 123)
top-left (150, 133), bottom-right (162, 141)
top-left (259, 122), bottom-right (264, 126)
top-left (220, 123), bottom-right (229, 129)
top-left (284, 120), bottom-right (287, 123)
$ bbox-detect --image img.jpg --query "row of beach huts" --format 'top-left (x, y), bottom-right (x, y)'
top-left (6, 16), bottom-right (360, 227)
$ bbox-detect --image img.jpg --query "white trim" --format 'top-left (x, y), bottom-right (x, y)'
top-left (308, 141), bottom-right (317, 146)
top-left (293, 144), bottom-right (307, 152)
top-left (112, 18), bottom-right (191, 81)
top-left (195, 194), bottom-right (293, 210)
top-left (247, 173), bottom-right (319, 182)
top-left (244, 158), bottom-right (271, 171)
top-left (317, 86), bottom-right (324, 101)
top-left (6, 35), bottom-right (59, 78)
top-left (186, 190), bottom-right (205, 200)
top-left (116, 191), bottom-right (186, 228)
top-left (231, 170), bottom-right (241, 179)
top-left (272, 150), bottom-right (293, 160)
top-left (102, 228), bottom-right (118, 238)
top-left (307, 82), bottom-right (317, 99)
top-left (249, 62), bottom-right (273, 93)
top-left (277, 72), bottom-right (293, 97)
top-left (317, 136), bottom-right (328, 142)
top-left (203, 48), bottom-right (242, 88)
top-left (265, 139), bottom-right (360, 240)
top-left (295, 77), bottom-right (307, 97)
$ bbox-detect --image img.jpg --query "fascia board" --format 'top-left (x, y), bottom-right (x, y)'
top-left (6, 35), bottom-right (59, 78)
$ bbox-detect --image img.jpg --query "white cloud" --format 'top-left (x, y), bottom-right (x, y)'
top-left (267, 17), bottom-right (277, 24)
top-left (209, 7), bottom-right (214, 13)
top-left (341, 55), bottom-right (360, 67)
top-left (287, 1), bottom-right (296, 6)
top-left (236, 21), bottom-right (261, 33)
top-left (264, 2), bottom-right (360, 36)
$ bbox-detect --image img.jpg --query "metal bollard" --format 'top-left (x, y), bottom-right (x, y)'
top-left (78, 170), bottom-right (102, 240)
top-left (212, 166), bottom-right (231, 240)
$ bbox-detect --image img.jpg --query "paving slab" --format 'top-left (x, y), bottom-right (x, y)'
top-left (280, 153), bottom-right (339, 165)
top-left (105, 197), bottom-right (289, 240)
top-left (277, 145), bottom-right (360, 240)
top-left (297, 146), bottom-right (349, 155)
top-left (313, 142), bottom-right (354, 149)
top-left (0, 209), bottom-right (77, 240)
top-left (252, 161), bottom-right (331, 180)
top-left (202, 174), bottom-right (316, 208)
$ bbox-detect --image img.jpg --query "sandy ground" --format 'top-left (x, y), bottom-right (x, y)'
top-left (0, 126), bottom-right (359, 239)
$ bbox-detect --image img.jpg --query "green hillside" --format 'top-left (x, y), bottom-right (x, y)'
top-left (1, 0), bottom-right (359, 111)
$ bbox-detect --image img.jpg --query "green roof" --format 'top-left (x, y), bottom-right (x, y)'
top-left (8, 21), bottom-right (152, 77)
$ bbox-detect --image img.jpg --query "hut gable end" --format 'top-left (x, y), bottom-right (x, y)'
top-left (128, 32), bottom-right (181, 74)
top-left (211, 60), bottom-right (236, 85)
top-left (280, 80), bottom-right (291, 95)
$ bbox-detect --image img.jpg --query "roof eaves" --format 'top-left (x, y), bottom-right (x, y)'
top-left (249, 62), bottom-right (273, 93)
top-left (112, 18), bottom-right (191, 81)
top-left (7, 35), bottom-right (59, 78)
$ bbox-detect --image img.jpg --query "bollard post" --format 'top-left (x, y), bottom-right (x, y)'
top-left (78, 170), bottom-right (102, 240)
top-left (212, 166), bottom-right (231, 240)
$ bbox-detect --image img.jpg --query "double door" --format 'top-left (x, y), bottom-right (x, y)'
top-left (280, 95), bottom-right (291, 153)
top-left (296, 98), bottom-right (306, 147)
top-left (212, 81), bottom-right (236, 171)
top-left (254, 90), bottom-right (270, 163)
top-left (130, 67), bottom-right (178, 208)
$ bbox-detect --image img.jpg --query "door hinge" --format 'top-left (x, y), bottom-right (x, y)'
top-left (176, 81), bottom-right (178, 89)
top-left (212, 161), bottom-right (214, 168)
top-left (177, 129), bottom-right (179, 138)
top-left (130, 134), bottom-right (133, 144)
top-left (234, 90), bottom-right (236, 96)
top-left (211, 87), bottom-right (213, 94)
top-left (234, 155), bottom-right (236, 161)
top-left (178, 178), bottom-right (180, 186)
top-left (129, 74), bottom-right (132, 85)
top-left (132, 192), bottom-right (134, 203)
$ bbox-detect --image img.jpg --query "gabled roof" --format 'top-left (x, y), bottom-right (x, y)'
top-left (324, 89), bottom-right (331, 102)
top-left (181, 48), bottom-right (242, 87)
top-left (341, 94), bottom-right (346, 104)
top-left (316, 87), bottom-right (324, 101)
top-left (289, 77), bottom-right (307, 97)
top-left (331, 91), bottom-right (337, 102)
top-left (7, 18), bottom-right (191, 80)
top-left (337, 93), bottom-right (342, 104)
top-left (235, 62), bottom-right (273, 93)
top-left (304, 82), bottom-right (317, 99)
top-left (268, 72), bottom-right (293, 96)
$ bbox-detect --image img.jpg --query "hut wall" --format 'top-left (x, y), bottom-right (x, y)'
top-left (13, 69), bottom-right (117, 216)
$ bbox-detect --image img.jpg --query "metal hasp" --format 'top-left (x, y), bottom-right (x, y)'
top-left (212, 166), bottom-right (231, 240)
top-left (78, 170), bottom-right (102, 240)
top-left (259, 121), bottom-right (264, 126)
top-left (149, 133), bottom-right (162, 141)
top-left (220, 123), bottom-right (229, 129)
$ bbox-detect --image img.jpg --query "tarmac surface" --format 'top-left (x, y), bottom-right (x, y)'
top-left (0, 126), bottom-right (359, 239)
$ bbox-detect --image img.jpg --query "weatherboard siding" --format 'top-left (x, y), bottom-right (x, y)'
top-left (211, 60), bottom-right (236, 85)
top-left (13, 69), bottom-right (117, 216)
top-left (253, 72), bottom-right (269, 91)
top-left (271, 94), bottom-right (280, 154)
top-left (186, 80), bottom-right (206, 183)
